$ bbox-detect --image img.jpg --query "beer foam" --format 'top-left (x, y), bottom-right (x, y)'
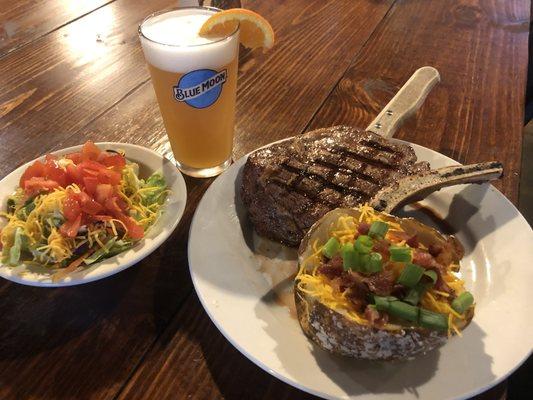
top-left (140, 9), bottom-right (239, 73)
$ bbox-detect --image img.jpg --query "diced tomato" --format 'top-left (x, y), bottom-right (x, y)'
top-left (92, 214), bottom-right (112, 221)
top-left (23, 177), bottom-right (60, 195)
top-left (95, 184), bottom-right (114, 205)
top-left (100, 153), bottom-right (126, 169)
top-left (77, 191), bottom-right (103, 215)
top-left (83, 176), bottom-right (98, 195)
top-left (44, 158), bottom-right (67, 187)
top-left (59, 214), bottom-right (82, 238)
top-left (119, 215), bottom-right (144, 240)
top-left (98, 168), bottom-right (122, 185)
top-left (19, 160), bottom-right (46, 188)
top-left (78, 160), bottom-right (105, 172)
top-left (104, 196), bottom-right (123, 216)
top-left (66, 164), bottom-right (83, 184)
top-left (66, 152), bottom-right (82, 164)
top-left (63, 193), bottom-right (81, 222)
top-left (115, 197), bottom-right (128, 212)
top-left (81, 141), bottom-right (101, 161)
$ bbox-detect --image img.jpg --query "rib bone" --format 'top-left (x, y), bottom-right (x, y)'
top-left (370, 161), bottom-right (504, 213)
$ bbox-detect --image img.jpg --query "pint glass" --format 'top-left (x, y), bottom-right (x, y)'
top-left (139, 7), bottom-right (239, 177)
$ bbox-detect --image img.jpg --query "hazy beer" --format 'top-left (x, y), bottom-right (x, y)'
top-left (139, 7), bottom-right (239, 177)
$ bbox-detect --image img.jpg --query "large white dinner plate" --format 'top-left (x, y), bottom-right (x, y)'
top-left (189, 139), bottom-right (533, 400)
top-left (0, 142), bottom-right (187, 287)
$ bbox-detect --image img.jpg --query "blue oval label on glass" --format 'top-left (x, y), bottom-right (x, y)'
top-left (173, 69), bottom-right (227, 109)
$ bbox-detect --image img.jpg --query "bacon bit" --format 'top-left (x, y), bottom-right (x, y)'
top-left (428, 244), bottom-right (443, 257)
top-left (363, 269), bottom-right (396, 296)
top-left (406, 234), bottom-right (419, 248)
top-left (412, 250), bottom-right (438, 268)
top-left (391, 283), bottom-right (408, 298)
top-left (364, 305), bottom-right (389, 328)
top-left (434, 272), bottom-right (454, 294)
top-left (365, 305), bottom-right (380, 324)
top-left (346, 292), bottom-right (366, 312)
top-left (372, 239), bottom-right (390, 259)
top-left (388, 231), bottom-right (410, 243)
top-left (317, 256), bottom-right (343, 280)
top-left (341, 271), bottom-right (368, 295)
top-left (357, 222), bottom-right (370, 235)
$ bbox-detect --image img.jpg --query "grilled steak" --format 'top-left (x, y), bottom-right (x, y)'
top-left (241, 126), bottom-right (430, 246)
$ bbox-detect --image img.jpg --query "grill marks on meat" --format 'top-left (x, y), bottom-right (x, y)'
top-left (241, 126), bottom-right (430, 246)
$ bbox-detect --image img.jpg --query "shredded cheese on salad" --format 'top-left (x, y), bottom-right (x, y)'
top-left (0, 141), bottom-right (168, 281)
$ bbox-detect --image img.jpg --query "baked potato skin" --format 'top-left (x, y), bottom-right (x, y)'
top-left (295, 284), bottom-right (450, 361)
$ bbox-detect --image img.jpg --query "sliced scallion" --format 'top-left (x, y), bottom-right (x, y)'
top-left (341, 243), bottom-right (360, 271)
top-left (354, 235), bottom-right (373, 254)
top-left (365, 252), bottom-right (383, 273)
top-left (451, 291), bottom-right (474, 314)
top-left (388, 300), bottom-right (419, 322)
top-left (368, 221), bottom-right (389, 238)
top-left (397, 263), bottom-right (425, 288)
top-left (423, 269), bottom-right (438, 284)
top-left (419, 309), bottom-right (448, 331)
top-left (322, 237), bottom-right (341, 259)
top-left (403, 283), bottom-right (428, 305)
top-left (389, 245), bottom-right (412, 262)
top-left (373, 295), bottom-right (397, 311)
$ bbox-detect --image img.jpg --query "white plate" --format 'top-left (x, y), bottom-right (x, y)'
top-left (189, 139), bottom-right (533, 400)
top-left (0, 142), bottom-right (187, 287)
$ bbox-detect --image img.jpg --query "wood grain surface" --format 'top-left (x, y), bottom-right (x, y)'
top-left (0, 0), bottom-right (529, 399)
top-left (0, 0), bottom-right (114, 57)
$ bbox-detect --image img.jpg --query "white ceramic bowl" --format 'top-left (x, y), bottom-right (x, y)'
top-left (0, 142), bottom-right (187, 287)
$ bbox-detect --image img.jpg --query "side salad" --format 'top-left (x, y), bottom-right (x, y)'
top-left (0, 141), bottom-right (168, 281)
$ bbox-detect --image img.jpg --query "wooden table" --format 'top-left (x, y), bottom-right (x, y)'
top-left (0, 0), bottom-right (529, 399)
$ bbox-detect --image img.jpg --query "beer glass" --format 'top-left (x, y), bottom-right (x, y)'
top-left (139, 7), bottom-right (239, 177)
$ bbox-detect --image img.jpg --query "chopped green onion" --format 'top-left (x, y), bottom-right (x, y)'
top-left (341, 243), bottom-right (360, 271)
top-left (423, 270), bottom-right (438, 284)
top-left (354, 235), bottom-right (373, 254)
top-left (419, 309), bottom-right (448, 331)
top-left (373, 295), bottom-right (398, 311)
top-left (403, 283), bottom-right (428, 305)
top-left (322, 237), bottom-right (341, 259)
top-left (397, 263), bottom-right (425, 288)
top-left (451, 291), bottom-right (474, 314)
top-left (360, 254), bottom-right (370, 270)
top-left (388, 300), bottom-right (419, 322)
top-left (368, 221), bottom-right (389, 238)
top-left (365, 252), bottom-right (383, 273)
top-left (389, 245), bottom-right (412, 262)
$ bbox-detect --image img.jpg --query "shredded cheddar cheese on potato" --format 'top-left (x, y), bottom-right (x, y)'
top-left (297, 204), bottom-right (470, 335)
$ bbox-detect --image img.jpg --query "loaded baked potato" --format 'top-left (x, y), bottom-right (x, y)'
top-left (295, 205), bottom-right (475, 361)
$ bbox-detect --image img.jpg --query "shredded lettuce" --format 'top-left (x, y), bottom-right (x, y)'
top-left (139, 172), bottom-right (167, 206)
top-left (84, 238), bottom-right (116, 265)
top-left (8, 227), bottom-right (28, 265)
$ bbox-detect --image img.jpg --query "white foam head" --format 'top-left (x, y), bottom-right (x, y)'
top-left (139, 8), bottom-right (239, 73)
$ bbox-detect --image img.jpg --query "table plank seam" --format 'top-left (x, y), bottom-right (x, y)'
top-left (0, 0), bottom-right (118, 60)
top-left (301, 0), bottom-right (400, 135)
top-left (111, 288), bottom-right (196, 400)
top-left (54, 77), bottom-right (151, 149)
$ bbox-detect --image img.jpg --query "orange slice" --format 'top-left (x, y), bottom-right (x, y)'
top-left (199, 8), bottom-right (274, 50)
